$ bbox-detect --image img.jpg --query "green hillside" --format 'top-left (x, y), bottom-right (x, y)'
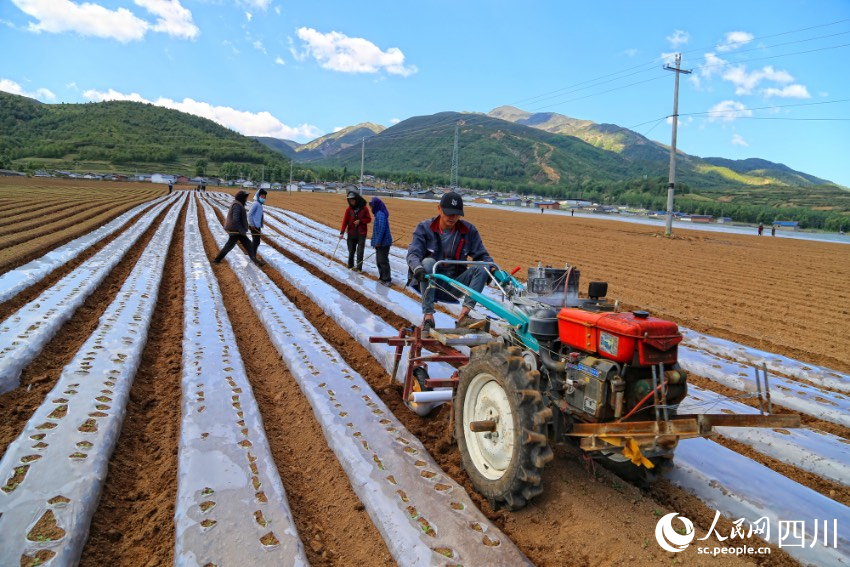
top-left (0, 91), bottom-right (292, 180)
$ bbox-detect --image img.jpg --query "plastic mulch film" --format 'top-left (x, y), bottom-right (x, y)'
top-left (174, 195), bottom-right (307, 566)
top-left (0, 194), bottom-right (184, 566)
top-left (0, 194), bottom-right (172, 304)
top-left (669, 438), bottom-right (850, 566)
top-left (0, 197), bottom-right (174, 394)
top-left (200, 198), bottom-right (531, 566)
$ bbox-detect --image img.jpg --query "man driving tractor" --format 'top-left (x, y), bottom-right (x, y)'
top-left (407, 191), bottom-right (495, 332)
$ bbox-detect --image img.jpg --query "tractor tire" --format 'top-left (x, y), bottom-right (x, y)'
top-left (455, 340), bottom-right (554, 510)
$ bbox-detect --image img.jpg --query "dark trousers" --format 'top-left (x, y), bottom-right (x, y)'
top-left (215, 233), bottom-right (255, 262)
top-left (347, 233), bottom-right (366, 270)
top-left (375, 246), bottom-right (391, 282)
top-left (250, 226), bottom-right (262, 256)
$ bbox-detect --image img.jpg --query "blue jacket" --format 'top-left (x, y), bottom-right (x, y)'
top-left (406, 217), bottom-right (493, 280)
top-left (369, 198), bottom-right (392, 247)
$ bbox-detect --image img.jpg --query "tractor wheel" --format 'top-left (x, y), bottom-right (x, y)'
top-left (455, 340), bottom-right (554, 510)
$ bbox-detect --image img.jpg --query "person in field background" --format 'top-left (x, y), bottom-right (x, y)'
top-left (213, 190), bottom-right (266, 267)
top-left (369, 196), bottom-right (393, 287)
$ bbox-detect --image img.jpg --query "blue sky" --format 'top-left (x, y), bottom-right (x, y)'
top-left (2, 0), bottom-right (849, 186)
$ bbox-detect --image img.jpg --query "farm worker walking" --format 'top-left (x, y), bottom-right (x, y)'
top-left (758, 223), bottom-right (764, 236)
top-left (248, 188), bottom-right (267, 257)
top-left (213, 190), bottom-right (266, 267)
top-left (369, 197), bottom-right (393, 287)
top-left (340, 190), bottom-right (371, 271)
top-left (771, 225), bottom-right (776, 237)
top-left (168, 179), bottom-right (173, 194)
top-left (407, 191), bottom-right (495, 332)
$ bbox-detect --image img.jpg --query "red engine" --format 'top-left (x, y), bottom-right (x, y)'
top-left (557, 308), bottom-right (682, 366)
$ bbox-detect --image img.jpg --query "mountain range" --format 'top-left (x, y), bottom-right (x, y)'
top-left (255, 105), bottom-right (837, 191)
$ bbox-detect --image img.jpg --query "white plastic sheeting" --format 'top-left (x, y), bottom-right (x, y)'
top-left (681, 328), bottom-right (850, 394)
top-left (0, 195), bottom-right (170, 305)
top-left (0, 197), bottom-right (174, 394)
top-left (200, 197), bottom-right (531, 566)
top-left (669, 438), bottom-right (850, 566)
top-left (175, 196), bottom-right (307, 566)
top-left (0, 195), bottom-right (184, 566)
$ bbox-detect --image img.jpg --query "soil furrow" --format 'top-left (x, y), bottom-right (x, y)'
top-left (78, 199), bottom-right (187, 566)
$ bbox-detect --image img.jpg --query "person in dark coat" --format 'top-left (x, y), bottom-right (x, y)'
top-left (213, 190), bottom-right (265, 266)
top-left (369, 197), bottom-right (393, 286)
top-left (339, 190), bottom-right (371, 271)
top-left (406, 191), bottom-right (494, 331)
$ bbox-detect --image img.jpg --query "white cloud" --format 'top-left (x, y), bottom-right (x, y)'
top-left (762, 84), bottom-right (810, 99)
top-left (717, 31), bottom-right (754, 52)
top-left (666, 29), bottom-right (689, 47)
top-left (274, 5), bottom-right (280, 15)
top-left (245, 11), bottom-right (252, 21)
top-left (332, 126), bottom-right (343, 133)
top-left (722, 64), bottom-right (793, 95)
top-left (295, 27), bottom-right (417, 77)
top-left (707, 100), bottom-right (752, 122)
top-left (0, 78), bottom-right (56, 101)
top-left (222, 39), bottom-right (240, 54)
top-left (66, 81), bottom-right (77, 90)
top-left (253, 39), bottom-right (266, 54)
top-left (134, 0), bottom-right (198, 40)
top-left (820, 91), bottom-right (829, 97)
top-left (731, 133), bottom-right (748, 147)
top-left (13, 0), bottom-right (149, 42)
top-left (274, 56), bottom-right (285, 65)
top-left (11, 0), bottom-right (197, 42)
top-left (82, 88), bottom-right (323, 141)
top-left (623, 48), bottom-right (638, 57)
top-left (389, 118), bottom-right (400, 125)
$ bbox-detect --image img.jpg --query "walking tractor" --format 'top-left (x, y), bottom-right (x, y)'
top-left (370, 261), bottom-right (801, 510)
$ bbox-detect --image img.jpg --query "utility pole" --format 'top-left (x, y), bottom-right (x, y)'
top-left (359, 137), bottom-right (365, 192)
top-left (450, 121), bottom-right (461, 189)
top-left (664, 53), bottom-right (691, 236)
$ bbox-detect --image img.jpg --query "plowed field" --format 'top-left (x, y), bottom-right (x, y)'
top-left (2, 179), bottom-right (847, 566)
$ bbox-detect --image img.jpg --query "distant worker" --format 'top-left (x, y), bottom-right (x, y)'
top-left (758, 223), bottom-right (764, 236)
top-left (771, 225), bottom-right (776, 237)
top-left (248, 188), bottom-right (267, 257)
top-left (340, 190), bottom-right (371, 271)
top-left (213, 190), bottom-right (266, 267)
top-left (168, 179), bottom-right (173, 194)
top-left (201, 180), bottom-right (207, 192)
top-left (571, 209), bottom-right (574, 217)
top-left (369, 197), bottom-right (393, 287)
top-left (407, 191), bottom-right (495, 332)
top-left (541, 207), bottom-right (544, 214)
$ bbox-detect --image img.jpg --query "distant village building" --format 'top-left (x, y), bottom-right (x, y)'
top-left (535, 201), bottom-right (560, 210)
top-left (773, 220), bottom-right (800, 231)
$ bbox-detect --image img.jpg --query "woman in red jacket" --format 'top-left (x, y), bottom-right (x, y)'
top-left (339, 190), bottom-right (371, 270)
